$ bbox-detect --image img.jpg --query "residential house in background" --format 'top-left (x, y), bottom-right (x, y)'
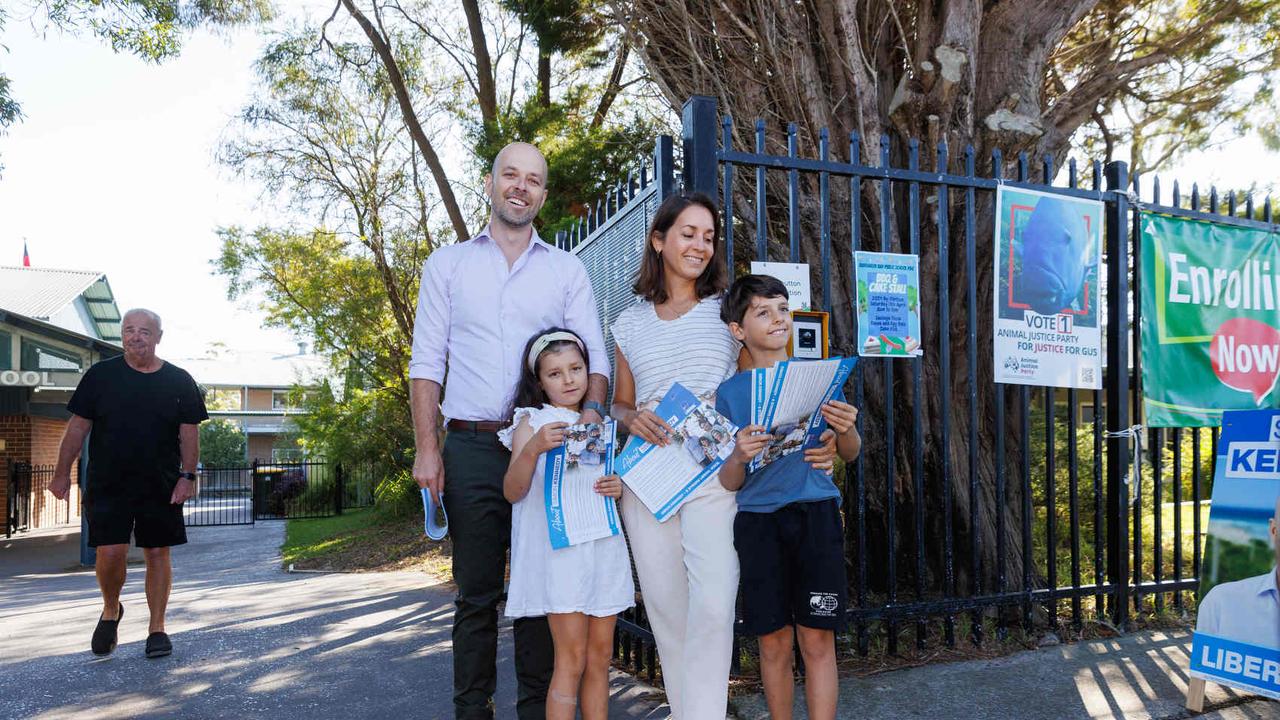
top-left (1, 265), bottom-right (123, 534)
top-left (177, 344), bottom-right (328, 464)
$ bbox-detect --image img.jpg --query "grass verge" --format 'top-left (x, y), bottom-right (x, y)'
top-left (282, 507), bottom-right (452, 579)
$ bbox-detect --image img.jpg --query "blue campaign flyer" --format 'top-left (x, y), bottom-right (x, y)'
top-left (617, 383), bottom-right (737, 521)
top-left (854, 251), bottom-right (922, 357)
top-left (1189, 409), bottom-right (1280, 700)
top-left (749, 356), bottom-right (857, 472)
top-left (543, 420), bottom-right (620, 550)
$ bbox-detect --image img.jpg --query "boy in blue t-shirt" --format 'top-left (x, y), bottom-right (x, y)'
top-left (715, 274), bottom-right (861, 720)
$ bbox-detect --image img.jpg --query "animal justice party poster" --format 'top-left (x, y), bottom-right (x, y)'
top-left (1140, 213), bottom-right (1280, 427)
top-left (992, 186), bottom-right (1103, 390)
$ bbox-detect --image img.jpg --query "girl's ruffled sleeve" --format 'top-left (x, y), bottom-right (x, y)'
top-left (498, 407), bottom-right (537, 450)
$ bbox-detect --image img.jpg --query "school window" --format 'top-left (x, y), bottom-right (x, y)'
top-left (272, 389), bottom-right (306, 410)
top-left (0, 331), bottom-right (11, 371)
top-left (19, 339), bottom-right (82, 372)
top-left (204, 387), bottom-right (243, 411)
top-left (271, 447), bottom-right (304, 463)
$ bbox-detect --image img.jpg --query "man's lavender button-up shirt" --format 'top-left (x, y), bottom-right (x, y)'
top-left (409, 226), bottom-right (610, 422)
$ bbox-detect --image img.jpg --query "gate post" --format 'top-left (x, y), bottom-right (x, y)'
top-left (654, 135), bottom-right (675, 201)
top-left (251, 458), bottom-right (260, 521)
top-left (334, 463), bottom-right (345, 516)
top-left (6, 460), bottom-right (12, 539)
top-left (1104, 160), bottom-right (1131, 628)
top-left (78, 437), bottom-right (95, 566)
top-left (681, 95), bottom-right (718, 197)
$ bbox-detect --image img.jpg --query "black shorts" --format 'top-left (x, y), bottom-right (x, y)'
top-left (86, 495), bottom-right (187, 548)
top-left (734, 498), bottom-right (847, 636)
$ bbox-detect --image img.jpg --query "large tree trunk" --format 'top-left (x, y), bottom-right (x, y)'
top-left (623, 0), bottom-right (1118, 608)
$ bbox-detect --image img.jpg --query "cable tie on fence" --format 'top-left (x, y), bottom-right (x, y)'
top-left (1104, 424), bottom-right (1144, 505)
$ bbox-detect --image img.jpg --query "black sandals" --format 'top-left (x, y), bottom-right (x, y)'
top-left (91, 604), bottom-right (123, 656)
top-left (145, 631), bottom-right (172, 658)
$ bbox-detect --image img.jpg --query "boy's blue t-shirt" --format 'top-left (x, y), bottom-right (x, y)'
top-left (715, 369), bottom-right (842, 513)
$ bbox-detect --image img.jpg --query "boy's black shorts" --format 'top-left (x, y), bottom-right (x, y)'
top-left (734, 498), bottom-right (846, 636)
top-left (86, 493), bottom-right (187, 548)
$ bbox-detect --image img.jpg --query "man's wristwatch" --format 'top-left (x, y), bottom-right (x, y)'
top-left (582, 400), bottom-right (608, 419)
top-left (178, 472), bottom-right (196, 481)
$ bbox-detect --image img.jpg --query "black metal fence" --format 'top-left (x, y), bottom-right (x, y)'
top-left (561, 95), bottom-right (1274, 676)
top-left (6, 462), bottom-right (77, 537)
top-left (3, 460), bottom-right (378, 535)
top-left (183, 460), bottom-right (378, 526)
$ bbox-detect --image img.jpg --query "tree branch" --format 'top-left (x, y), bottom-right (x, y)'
top-left (591, 36), bottom-right (630, 129)
top-left (460, 0), bottom-right (498, 125)
top-left (338, 0), bottom-right (470, 242)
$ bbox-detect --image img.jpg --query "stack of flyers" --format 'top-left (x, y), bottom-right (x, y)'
top-left (616, 383), bottom-right (739, 521)
top-left (544, 420), bottom-right (621, 549)
top-left (749, 356), bottom-right (857, 471)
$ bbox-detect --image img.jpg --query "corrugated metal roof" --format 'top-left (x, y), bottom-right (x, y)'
top-left (175, 350), bottom-right (330, 388)
top-left (0, 266), bottom-right (122, 341)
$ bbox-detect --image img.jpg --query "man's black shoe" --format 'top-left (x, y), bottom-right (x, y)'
top-left (145, 631), bottom-right (172, 658)
top-left (91, 604), bottom-right (123, 656)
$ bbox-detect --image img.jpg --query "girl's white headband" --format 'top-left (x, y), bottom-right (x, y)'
top-left (527, 331), bottom-right (585, 372)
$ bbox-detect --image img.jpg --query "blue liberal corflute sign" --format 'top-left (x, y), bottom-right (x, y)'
top-left (1189, 409), bottom-right (1280, 699)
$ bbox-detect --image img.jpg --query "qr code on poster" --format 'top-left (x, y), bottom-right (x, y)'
top-left (1079, 366), bottom-right (1096, 387)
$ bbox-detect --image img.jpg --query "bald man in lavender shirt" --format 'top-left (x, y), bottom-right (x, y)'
top-left (409, 142), bottom-right (610, 720)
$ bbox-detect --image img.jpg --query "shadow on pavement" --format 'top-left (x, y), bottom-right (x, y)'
top-left (0, 522), bottom-right (670, 719)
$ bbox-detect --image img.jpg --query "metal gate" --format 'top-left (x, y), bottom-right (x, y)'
top-left (183, 465), bottom-right (255, 527)
top-left (6, 461), bottom-right (33, 537)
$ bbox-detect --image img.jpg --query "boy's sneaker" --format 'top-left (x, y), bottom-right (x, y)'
top-left (145, 631), bottom-right (172, 658)
top-left (91, 604), bottom-right (123, 656)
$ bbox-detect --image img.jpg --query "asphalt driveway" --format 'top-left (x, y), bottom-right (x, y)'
top-left (0, 522), bottom-right (669, 719)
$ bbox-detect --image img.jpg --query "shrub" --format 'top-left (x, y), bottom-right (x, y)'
top-left (373, 468), bottom-right (421, 518)
top-left (265, 469), bottom-right (307, 516)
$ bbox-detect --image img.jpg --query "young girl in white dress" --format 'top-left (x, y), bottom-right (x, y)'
top-left (500, 327), bottom-right (635, 720)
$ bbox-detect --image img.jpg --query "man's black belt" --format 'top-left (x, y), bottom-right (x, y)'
top-left (446, 419), bottom-right (507, 433)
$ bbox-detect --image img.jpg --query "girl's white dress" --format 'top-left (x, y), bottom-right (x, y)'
top-left (499, 404), bottom-right (635, 618)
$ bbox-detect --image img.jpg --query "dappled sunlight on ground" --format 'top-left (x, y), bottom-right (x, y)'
top-left (0, 523), bottom-right (670, 719)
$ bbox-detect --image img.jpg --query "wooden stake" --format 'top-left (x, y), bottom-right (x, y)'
top-left (1185, 677), bottom-right (1206, 712)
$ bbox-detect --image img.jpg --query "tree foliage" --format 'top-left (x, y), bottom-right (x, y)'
top-left (199, 418), bottom-right (247, 466)
top-left (331, 0), bottom-right (658, 239)
top-left (0, 0), bottom-right (271, 136)
top-left (1060, 0), bottom-right (1280, 172)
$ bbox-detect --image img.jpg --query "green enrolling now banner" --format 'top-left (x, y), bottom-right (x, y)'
top-left (1140, 213), bottom-right (1280, 426)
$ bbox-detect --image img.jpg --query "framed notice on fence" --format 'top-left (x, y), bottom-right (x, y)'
top-left (992, 186), bottom-right (1103, 389)
top-left (1188, 409), bottom-right (1280, 702)
top-left (854, 251), bottom-right (922, 357)
top-left (751, 261), bottom-right (812, 310)
top-left (1140, 213), bottom-right (1280, 427)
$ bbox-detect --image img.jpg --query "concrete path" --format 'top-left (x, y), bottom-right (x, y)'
top-left (731, 630), bottom-right (1279, 720)
top-left (0, 523), bottom-right (669, 720)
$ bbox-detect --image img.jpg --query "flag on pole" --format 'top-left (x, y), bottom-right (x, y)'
top-left (22, 240), bottom-right (30, 267)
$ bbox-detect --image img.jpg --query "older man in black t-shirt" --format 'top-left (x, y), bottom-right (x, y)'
top-left (51, 308), bottom-right (208, 659)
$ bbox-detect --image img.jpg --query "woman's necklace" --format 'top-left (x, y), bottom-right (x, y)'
top-left (659, 296), bottom-right (698, 321)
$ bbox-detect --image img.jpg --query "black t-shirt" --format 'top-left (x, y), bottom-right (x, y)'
top-left (68, 356), bottom-right (209, 501)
